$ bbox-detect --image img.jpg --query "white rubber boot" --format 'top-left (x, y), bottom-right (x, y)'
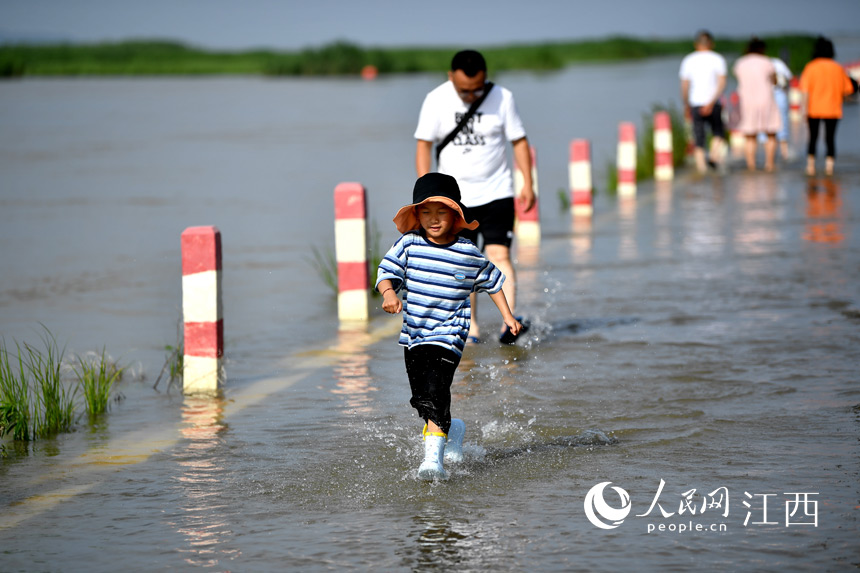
top-left (417, 431), bottom-right (448, 481)
top-left (444, 418), bottom-right (466, 463)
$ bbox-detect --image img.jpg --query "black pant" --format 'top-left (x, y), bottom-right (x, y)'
top-left (404, 345), bottom-right (461, 435)
top-left (807, 117), bottom-right (839, 158)
top-left (691, 102), bottom-right (726, 148)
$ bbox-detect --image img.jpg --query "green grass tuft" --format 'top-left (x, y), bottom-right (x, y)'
top-left (1, 327), bottom-right (129, 444)
top-left (0, 339), bottom-right (33, 441)
top-left (0, 327), bottom-right (76, 441)
top-left (307, 244), bottom-right (339, 297)
top-left (557, 188), bottom-right (571, 211)
top-left (307, 219), bottom-right (384, 298)
top-left (74, 349), bottom-right (124, 419)
top-left (153, 341), bottom-right (183, 392)
top-left (24, 329), bottom-right (76, 437)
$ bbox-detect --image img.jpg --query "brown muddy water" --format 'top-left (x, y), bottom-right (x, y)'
top-left (1, 50), bottom-right (860, 571)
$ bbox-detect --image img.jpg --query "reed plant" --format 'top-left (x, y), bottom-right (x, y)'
top-left (0, 329), bottom-right (77, 441)
top-left (636, 103), bottom-right (688, 180)
top-left (24, 330), bottom-right (76, 437)
top-left (0, 339), bottom-right (33, 441)
top-left (307, 220), bottom-right (384, 297)
top-left (153, 343), bottom-right (183, 392)
top-left (557, 188), bottom-right (571, 211)
top-left (308, 244), bottom-right (339, 296)
top-left (74, 349), bottom-right (124, 418)
top-left (0, 327), bottom-right (135, 445)
top-left (165, 344), bottom-right (183, 382)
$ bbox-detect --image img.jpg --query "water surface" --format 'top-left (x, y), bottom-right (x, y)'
top-left (1, 51), bottom-right (859, 571)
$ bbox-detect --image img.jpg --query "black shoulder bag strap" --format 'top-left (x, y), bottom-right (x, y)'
top-left (435, 82), bottom-right (494, 166)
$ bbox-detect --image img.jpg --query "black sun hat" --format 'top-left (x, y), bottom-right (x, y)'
top-left (393, 173), bottom-right (480, 234)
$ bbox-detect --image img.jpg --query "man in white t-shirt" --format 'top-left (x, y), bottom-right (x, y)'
top-left (415, 50), bottom-right (534, 344)
top-left (679, 30), bottom-right (727, 173)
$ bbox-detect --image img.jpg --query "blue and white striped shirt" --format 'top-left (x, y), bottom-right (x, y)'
top-left (376, 231), bottom-right (504, 356)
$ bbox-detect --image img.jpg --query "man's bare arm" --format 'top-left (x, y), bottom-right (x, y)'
top-left (416, 140), bottom-right (433, 177)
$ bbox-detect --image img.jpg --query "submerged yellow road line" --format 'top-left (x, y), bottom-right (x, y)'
top-left (0, 317), bottom-right (401, 531)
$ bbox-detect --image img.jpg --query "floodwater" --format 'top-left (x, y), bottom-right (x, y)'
top-left (2, 43), bottom-right (860, 571)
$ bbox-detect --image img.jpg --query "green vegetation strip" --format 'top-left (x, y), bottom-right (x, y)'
top-left (0, 35), bottom-right (818, 77)
top-left (0, 328), bottom-right (125, 453)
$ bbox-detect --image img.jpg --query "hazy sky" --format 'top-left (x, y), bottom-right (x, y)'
top-left (2, 0), bottom-right (859, 50)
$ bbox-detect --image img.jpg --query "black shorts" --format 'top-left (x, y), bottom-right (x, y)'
top-left (458, 197), bottom-right (515, 249)
top-left (691, 102), bottom-right (726, 148)
top-left (404, 345), bottom-right (461, 435)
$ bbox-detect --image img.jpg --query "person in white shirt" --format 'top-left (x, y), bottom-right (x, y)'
top-left (680, 30), bottom-right (728, 173)
top-left (414, 50), bottom-right (534, 344)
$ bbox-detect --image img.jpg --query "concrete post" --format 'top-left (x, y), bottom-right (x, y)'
top-left (181, 226), bottom-right (223, 394)
top-left (569, 139), bottom-right (593, 217)
top-left (334, 182), bottom-right (369, 323)
top-left (514, 145), bottom-right (540, 246)
top-left (617, 122), bottom-right (637, 197)
top-left (653, 111), bottom-right (674, 181)
top-left (788, 78), bottom-right (802, 123)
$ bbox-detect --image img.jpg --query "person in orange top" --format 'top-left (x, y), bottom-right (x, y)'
top-left (799, 36), bottom-right (858, 176)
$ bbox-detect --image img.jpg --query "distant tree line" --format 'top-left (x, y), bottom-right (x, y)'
top-left (0, 35), bottom-right (819, 78)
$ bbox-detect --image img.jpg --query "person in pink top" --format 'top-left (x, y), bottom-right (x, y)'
top-left (733, 37), bottom-right (781, 171)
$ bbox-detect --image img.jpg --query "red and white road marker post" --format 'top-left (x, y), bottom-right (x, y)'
top-left (653, 111), bottom-right (674, 181)
top-left (788, 78), bottom-right (802, 123)
top-left (182, 226), bottom-right (224, 394)
top-left (334, 182), bottom-right (369, 323)
top-left (569, 139), bottom-right (593, 218)
top-left (617, 122), bottom-right (637, 197)
top-left (514, 145), bottom-right (540, 246)
top-left (727, 92), bottom-right (745, 156)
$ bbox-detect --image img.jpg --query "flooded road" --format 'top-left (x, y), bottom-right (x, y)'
top-left (2, 52), bottom-right (860, 570)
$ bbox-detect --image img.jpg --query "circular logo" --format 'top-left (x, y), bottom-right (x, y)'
top-left (584, 481), bottom-right (632, 529)
top-left (454, 272), bottom-right (466, 280)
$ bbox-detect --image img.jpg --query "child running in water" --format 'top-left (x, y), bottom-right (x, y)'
top-left (376, 172), bottom-right (521, 480)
